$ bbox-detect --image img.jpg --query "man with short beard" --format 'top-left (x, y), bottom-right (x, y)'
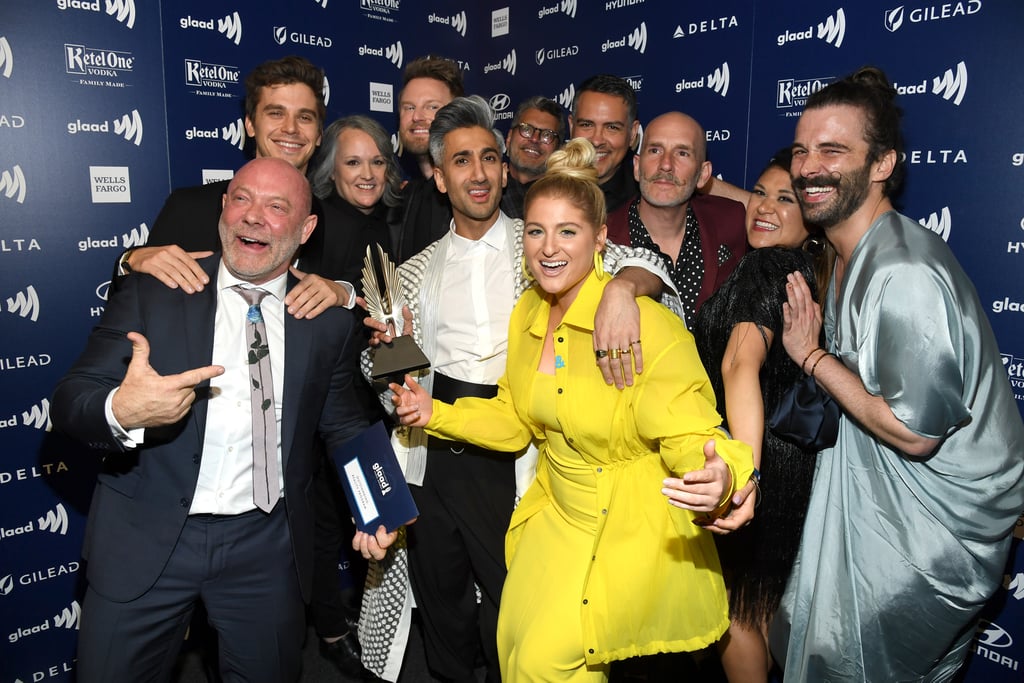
top-left (500, 96), bottom-right (564, 219)
top-left (605, 111), bottom-right (747, 327)
top-left (388, 55), bottom-right (463, 262)
top-left (773, 66), bottom-right (1024, 682)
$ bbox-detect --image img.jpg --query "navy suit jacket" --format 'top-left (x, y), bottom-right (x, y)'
top-left (52, 255), bottom-right (367, 603)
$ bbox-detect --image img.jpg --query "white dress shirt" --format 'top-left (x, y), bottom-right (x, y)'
top-left (105, 262), bottom-right (288, 515)
top-left (434, 215), bottom-right (516, 385)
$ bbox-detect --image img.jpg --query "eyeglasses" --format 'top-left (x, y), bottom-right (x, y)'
top-left (515, 122), bottom-right (560, 146)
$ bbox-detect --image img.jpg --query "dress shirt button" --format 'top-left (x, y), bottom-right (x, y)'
top-left (228, 446), bottom-right (234, 453)
top-left (601, 508), bottom-right (607, 515)
top-left (582, 599), bottom-right (588, 605)
top-left (557, 388), bottom-right (563, 394)
top-left (588, 649), bottom-right (595, 654)
top-left (557, 336), bottom-right (564, 343)
top-left (596, 467), bottom-right (602, 473)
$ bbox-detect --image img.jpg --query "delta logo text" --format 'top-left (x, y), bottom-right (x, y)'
top-left (884, 1), bottom-right (982, 32)
top-left (484, 49), bottom-right (517, 76)
top-left (972, 619), bottom-right (1019, 672)
top-left (673, 15), bottom-right (738, 38)
top-left (893, 61), bottom-right (968, 106)
top-left (180, 13), bottom-right (242, 46)
top-left (67, 109), bottom-right (143, 146)
top-left (5, 285), bottom-right (39, 323)
top-left (370, 82), bottom-right (393, 113)
top-left (535, 44), bottom-right (579, 66)
top-left (488, 93), bottom-right (513, 121)
top-left (90, 165), bottom-right (131, 203)
top-left (357, 41), bottom-right (403, 69)
top-left (555, 83), bottom-right (576, 110)
top-left (602, 22), bottom-right (648, 54)
top-left (538, 0), bottom-right (577, 19)
top-left (0, 398), bottom-right (52, 431)
top-left (8, 600), bottom-right (81, 645)
top-left (361, 0), bottom-right (400, 24)
top-left (918, 206), bottom-right (951, 241)
top-left (185, 118), bottom-right (245, 150)
top-left (491, 7), bottom-right (509, 36)
top-left (778, 8), bottom-right (846, 48)
top-left (56, 0), bottom-right (136, 29)
top-left (777, 76), bottom-right (836, 115)
top-left (274, 26), bottom-right (332, 48)
top-left (429, 11), bottom-right (467, 37)
top-left (675, 62), bottom-right (731, 97)
top-left (0, 36), bottom-right (12, 79)
top-left (1, 165), bottom-right (26, 204)
top-left (903, 148), bottom-right (967, 165)
top-left (64, 43), bottom-right (134, 88)
top-left (0, 461), bottom-right (69, 487)
top-left (1, 503), bottom-right (70, 541)
top-left (185, 59), bottom-right (241, 98)
top-left (0, 560), bottom-right (79, 597)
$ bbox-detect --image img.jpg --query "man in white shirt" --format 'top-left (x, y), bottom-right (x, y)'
top-left (359, 96), bottom-right (674, 683)
top-left (51, 158), bottom-right (369, 683)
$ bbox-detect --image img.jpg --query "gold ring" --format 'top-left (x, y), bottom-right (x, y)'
top-left (609, 349), bottom-right (621, 360)
top-left (619, 348), bottom-right (631, 355)
top-left (594, 349), bottom-right (608, 359)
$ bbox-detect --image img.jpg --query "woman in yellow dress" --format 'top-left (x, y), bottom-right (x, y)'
top-left (389, 138), bottom-right (753, 682)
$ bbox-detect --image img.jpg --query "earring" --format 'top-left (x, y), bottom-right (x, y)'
top-left (594, 250), bottom-right (605, 280)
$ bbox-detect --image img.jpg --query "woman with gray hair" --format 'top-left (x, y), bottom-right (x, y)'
top-left (304, 115), bottom-right (401, 286)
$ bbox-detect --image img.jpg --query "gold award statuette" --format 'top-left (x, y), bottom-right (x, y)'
top-left (362, 244), bottom-right (431, 380)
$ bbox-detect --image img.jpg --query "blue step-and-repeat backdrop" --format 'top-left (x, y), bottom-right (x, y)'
top-left (1, 1), bottom-right (1022, 680)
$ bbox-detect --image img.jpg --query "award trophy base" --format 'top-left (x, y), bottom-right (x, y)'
top-left (371, 335), bottom-right (431, 380)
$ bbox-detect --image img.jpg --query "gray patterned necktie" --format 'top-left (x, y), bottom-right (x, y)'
top-left (232, 285), bottom-right (279, 513)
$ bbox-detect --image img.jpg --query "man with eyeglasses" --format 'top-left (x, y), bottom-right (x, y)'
top-left (499, 96), bottom-right (565, 219)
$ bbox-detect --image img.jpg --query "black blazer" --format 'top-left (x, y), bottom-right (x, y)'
top-left (51, 255), bottom-right (367, 603)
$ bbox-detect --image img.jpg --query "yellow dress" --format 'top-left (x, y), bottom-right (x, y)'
top-left (426, 270), bottom-right (753, 682)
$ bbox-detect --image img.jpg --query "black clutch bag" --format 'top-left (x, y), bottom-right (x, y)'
top-left (767, 374), bottom-right (841, 451)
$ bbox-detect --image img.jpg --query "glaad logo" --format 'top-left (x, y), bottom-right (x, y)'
top-left (992, 297), bottom-right (1023, 314)
top-left (313, 0), bottom-right (327, 6)
top-left (391, 133), bottom-right (402, 157)
top-left (918, 206), bottom-right (951, 241)
top-left (933, 61), bottom-right (968, 105)
top-left (123, 222), bottom-right (149, 249)
top-left (323, 74), bottom-right (331, 107)
top-left (603, 22), bottom-right (648, 54)
top-left (53, 600), bottom-right (82, 630)
top-left (483, 49), bottom-right (517, 76)
top-left (1, 165), bottom-right (26, 204)
top-left (778, 8), bottom-right (846, 48)
top-left (885, 1), bottom-right (982, 32)
top-left (56, 0), bottom-right (135, 29)
top-left (38, 504), bottom-right (70, 535)
top-left (357, 41), bottom-right (403, 68)
top-left (0, 36), bottom-right (12, 79)
top-left (180, 13), bottom-right (242, 46)
top-left (22, 399), bottom-right (52, 431)
top-left (1007, 571), bottom-right (1024, 600)
top-left (538, 0), bottom-right (577, 19)
top-left (5, 285), bottom-right (39, 322)
top-left (555, 83), bottom-right (575, 110)
top-left (115, 109), bottom-right (143, 145)
top-left (676, 62), bottom-right (730, 97)
top-left (105, 0), bottom-right (136, 28)
top-left (429, 11), bottom-right (467, 37)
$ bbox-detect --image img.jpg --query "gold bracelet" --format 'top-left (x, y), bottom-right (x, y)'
top-left (809, 351), bottom-right (831, 378)
top-left (800, 348), bottom-right (823, 373)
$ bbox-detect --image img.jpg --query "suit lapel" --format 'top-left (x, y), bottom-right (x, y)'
top-left (186, 257), bottom-right (220, 445)
top-left (282, 272), bottom-right (311, 470)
